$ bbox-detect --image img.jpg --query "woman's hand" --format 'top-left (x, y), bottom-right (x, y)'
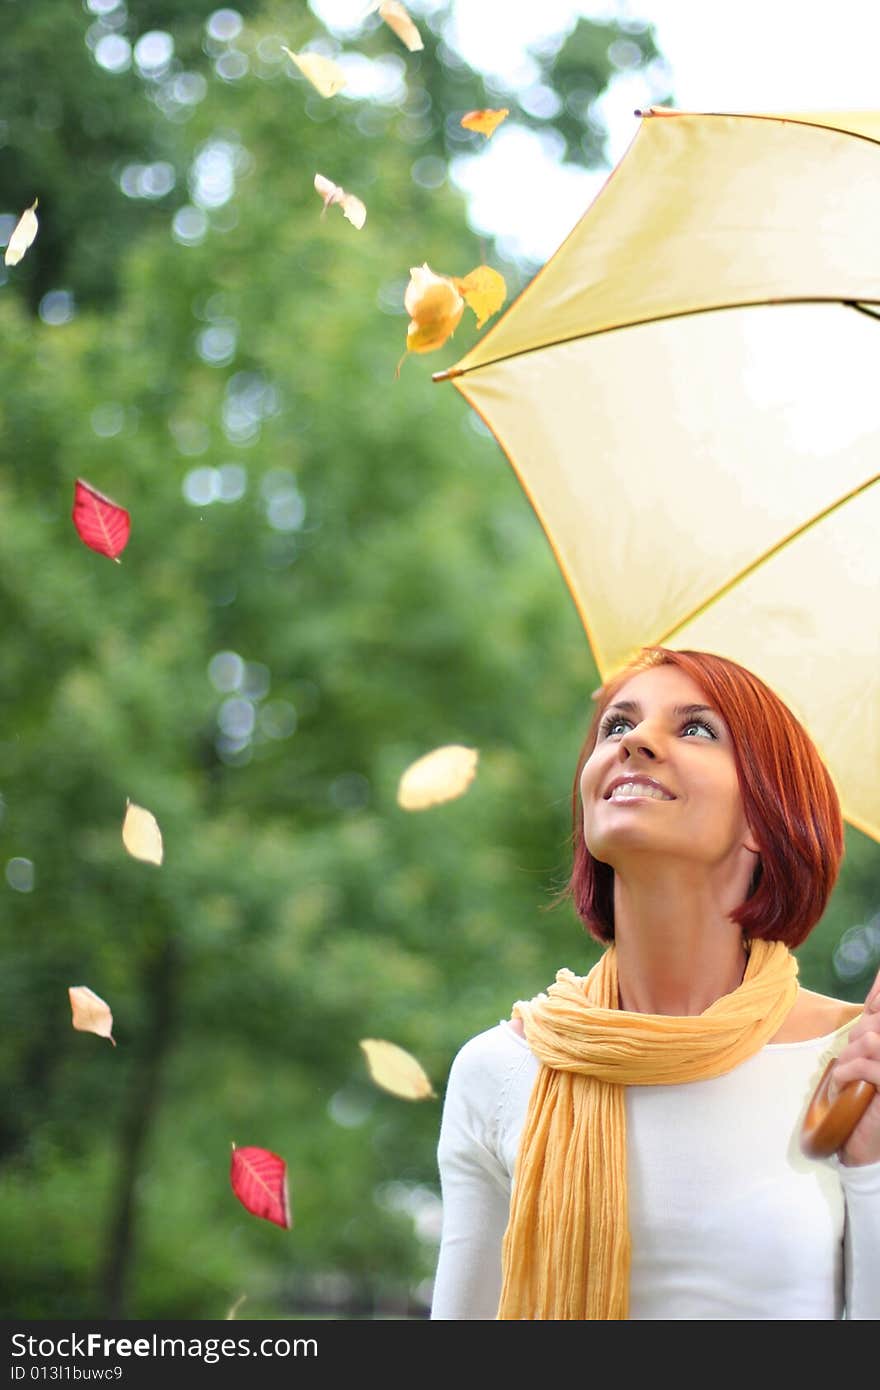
top-left (835, 967), bottom-right (880, 1167)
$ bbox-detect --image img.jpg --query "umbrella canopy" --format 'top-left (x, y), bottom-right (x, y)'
top-left (435, 108), bottom-right (880, 844)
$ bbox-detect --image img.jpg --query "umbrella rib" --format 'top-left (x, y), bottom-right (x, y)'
top-left (637, 106), bottom-right (880, 148)
top-left (846, 301), bottom-right (880, 321)
top-left (654, 472), bottom-right (880, 648)
top-left (433, 297), bottom-right (880, 381)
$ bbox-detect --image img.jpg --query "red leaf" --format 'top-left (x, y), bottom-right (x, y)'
top-left (230, 1144), bottom-right (292, 1229)
top-left (72, 479), bottom-right (131, 561)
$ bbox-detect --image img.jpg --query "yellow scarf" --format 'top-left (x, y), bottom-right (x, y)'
top-left (497, 938), bottom-right (799, 1320)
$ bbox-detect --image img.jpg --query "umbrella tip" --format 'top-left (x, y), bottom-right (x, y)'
top-left (432, 366), bottom-right (463, 383)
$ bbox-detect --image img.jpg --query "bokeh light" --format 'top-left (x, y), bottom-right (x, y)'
top-left (6, 858), bottom-right (35, 893)
top-left (133, 30), bottom-right (174, 78)
top-left (172, 205), bottom-right (208, 246)
top-left (93, 34), bottom-right (132, 73)
top-left (38, 291), bottom-right (75, 326)
top-left (206, 8), bottom-right (244, 42)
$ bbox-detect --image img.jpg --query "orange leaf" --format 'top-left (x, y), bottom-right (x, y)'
top-left (454, 265), bottom-right (507, 329)
top-left (404, 263), bottom-right (464, 354)
top-left (69, 986), bottom-right (116, 1047)
top-left (460, 109), bottom-right (509, 138)
top-left (377, 1), bottom-right (423, 51)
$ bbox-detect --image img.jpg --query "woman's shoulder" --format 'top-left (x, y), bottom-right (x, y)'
top-left (446, 1020), bottom-right (534, 1099)
top-left (450, 1019), bottom-right (529, 1069)
top-left (769, 987), bottom-right (862, 1044)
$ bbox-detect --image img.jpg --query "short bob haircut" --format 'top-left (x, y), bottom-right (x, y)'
top-left (566, 646), bottom-right (844, 949)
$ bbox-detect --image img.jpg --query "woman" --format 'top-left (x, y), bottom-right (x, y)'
top-left (431, 646), bottom-right (880, 1320)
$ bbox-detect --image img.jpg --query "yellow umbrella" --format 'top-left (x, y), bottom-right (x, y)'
top-left (435, 107), bottom-right (880, 845)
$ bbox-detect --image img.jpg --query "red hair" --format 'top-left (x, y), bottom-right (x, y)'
top-left (566, 647), bottom-right (844, 948)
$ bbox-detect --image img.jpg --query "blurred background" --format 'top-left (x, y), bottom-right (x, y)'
top-left (2, 0), bottom-right (879, 1321)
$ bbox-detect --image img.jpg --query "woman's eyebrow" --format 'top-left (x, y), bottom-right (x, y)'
top-left (605, 701), bottom-right (720, 720)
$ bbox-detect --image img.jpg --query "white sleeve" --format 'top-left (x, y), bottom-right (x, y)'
top-left (838, 1157), bottom-right (880, 1319)
top-left (430, 1032), bottom-right (514, 1320)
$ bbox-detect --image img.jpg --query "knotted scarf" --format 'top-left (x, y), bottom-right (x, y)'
top-left (497, 938), bottom-right (799, 1320)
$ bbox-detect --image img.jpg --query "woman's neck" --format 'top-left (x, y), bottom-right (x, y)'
top-left (612, 871), bottom-right (748, 1016)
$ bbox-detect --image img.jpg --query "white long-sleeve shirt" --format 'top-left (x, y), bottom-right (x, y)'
top-left (431, 1018), bottom-right (880, 1319)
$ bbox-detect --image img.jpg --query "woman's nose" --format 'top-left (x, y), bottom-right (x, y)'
top-left (620, 724), bottom-right (659, 759)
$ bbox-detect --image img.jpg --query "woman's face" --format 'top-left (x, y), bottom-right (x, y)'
top-left (579, 664), bottom-right (759, 875)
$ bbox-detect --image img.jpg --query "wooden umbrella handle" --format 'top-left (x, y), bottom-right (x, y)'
top-left (800, 1060), bottom-right (876, 1159)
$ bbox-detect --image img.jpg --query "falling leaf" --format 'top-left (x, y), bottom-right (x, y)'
top-left (282, 47), bottom-right (347, 98)
top-left (314, 174), bottom-right (367, 230)
top-left (404, 263), bottom-right (464, 354)
top-left (122, 800), bottom-right (164, 866)
top-left (377, 0), bottom-right (423, 51)
top-left (360, 1039), bottom-right (436, 1100)
top-left (230, 1144), bottom-right (292, 1229)
top-left (72, 479), bottom-right (131, 561)
top-left (4, 199), bottom-right (39, 267)
top-left (225, 1294), bottom-right (247, 1320)
top-left (69, 986), bottom-right (116, 1047)
top-left (454, 265), bottom-right (507, 329)
top-left (460, 108), bottom-right (509, 138)
top-left (397, 744), bottom-right (479, 810)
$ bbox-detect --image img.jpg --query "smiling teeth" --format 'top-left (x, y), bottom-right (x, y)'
top-left (610, 782), bottom-right (672, 801)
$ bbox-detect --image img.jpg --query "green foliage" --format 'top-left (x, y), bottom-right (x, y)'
top-left (0, 0), bottom-right (876, 1322)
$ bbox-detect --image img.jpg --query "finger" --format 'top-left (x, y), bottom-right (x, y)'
top-left (839, 1011), bottom-right (878, 1045)
top-left (831, 1052), bottom-right (880, 1090)
top-left (830, 1030), bottom-right (880, 1088)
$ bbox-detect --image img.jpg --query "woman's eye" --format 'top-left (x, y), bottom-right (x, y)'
top-left (602, 717), bottom-right (716, 739)
top-left (604, 719), bottom-right (627, 736)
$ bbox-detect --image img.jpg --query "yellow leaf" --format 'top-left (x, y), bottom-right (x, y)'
top-left (404, 263), bottom-right (464, 355)
top-left (122, 799), bottom-right (164, 866)
top-left (397, 744), bottom-right (479, 810)
top-left (378, 0), bottom-right (423, 51)
top-left (282, 48), bottom-right (347, 98)
top-left (359, 1039), bottom-right (436, 1100)
top-left (313, 173), bottom-right (367, 230)
top-left (454, 265), bottom-right (507, 329)
top-left (339, 194), bottom-right (367, 231)
top-left (225, 1294), bottom-right (247, 1320)
top-left (69, 986), bottom-right (116, 1047)
top-left (4, 199), bottom-right (39, 267)
top-left (460, 108), bottom-right (509, 138)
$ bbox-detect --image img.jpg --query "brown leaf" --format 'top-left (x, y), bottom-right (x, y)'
top-left (397, 744), bottom-right (479, 809)
top-left (359, 1039), bottom-right (436, 1100)
top-left (69, 986), bottom-right (116, 1047)
top-left (460, 109), bottom-right (509, 138)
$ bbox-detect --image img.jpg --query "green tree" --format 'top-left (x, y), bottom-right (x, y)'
top-left (0, 0), bottom-right (876, 1323)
